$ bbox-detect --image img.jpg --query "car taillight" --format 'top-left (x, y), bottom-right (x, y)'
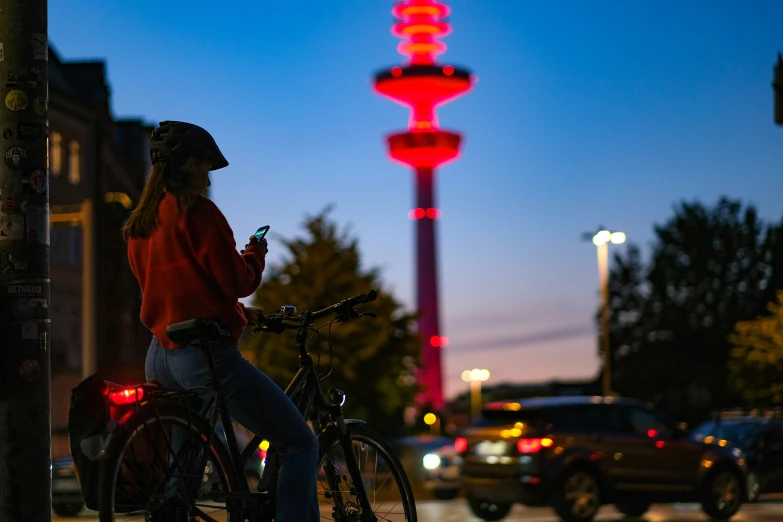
top-left (517, 437), bottom-right (553, 454)
top-left (455, 437), bottom-right (468, 453)
top-left (109, 387), bottom-right (144, 405)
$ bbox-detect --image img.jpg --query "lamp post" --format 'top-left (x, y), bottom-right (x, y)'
top-left (582, 228), bottom-right (625, 397)
top-left (461, 368), bottom-right (490, 421)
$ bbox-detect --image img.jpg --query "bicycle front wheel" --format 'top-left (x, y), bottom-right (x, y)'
top-left (318, 423), bottom-right (417, 522)
top-left (97, 403), bottom-right (243, 522)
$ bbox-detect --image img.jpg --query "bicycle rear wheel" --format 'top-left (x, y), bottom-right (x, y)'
top-left (318, 423), bottom-right (417, 522)
top-left (97, 403), bottom-right (243, 521)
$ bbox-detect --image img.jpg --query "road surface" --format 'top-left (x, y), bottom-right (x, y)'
top-left (53, 497), bottom-right (783, 521)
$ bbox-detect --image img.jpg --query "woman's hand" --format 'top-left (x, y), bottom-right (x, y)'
top-left (242, 236), bottom-right (268, 256)
top-left (244, 306), bottom-right (264, 325)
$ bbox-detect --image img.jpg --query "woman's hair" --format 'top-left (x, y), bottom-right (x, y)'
top-left (122, 158), bottom-right (201, 240)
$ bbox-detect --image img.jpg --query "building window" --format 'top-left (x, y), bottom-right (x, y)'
top-left (68, 227), bottom-right (82, 267)
top-left (50, 132), bottom-right (62, 176)
top-left (68, 140), bottom-right (80, 184)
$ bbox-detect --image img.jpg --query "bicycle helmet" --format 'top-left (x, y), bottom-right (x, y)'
top-left (149, 121), bottom-right (229, 171)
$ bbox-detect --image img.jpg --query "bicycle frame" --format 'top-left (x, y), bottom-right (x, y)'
top-left (192, 309), bottom-right (377, 519)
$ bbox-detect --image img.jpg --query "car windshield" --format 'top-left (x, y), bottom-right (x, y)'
top-left (690, 421), bottom-right (759, 449)
top-left (472, 407), bottom-right (546, 430)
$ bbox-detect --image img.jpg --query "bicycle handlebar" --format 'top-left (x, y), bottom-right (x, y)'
top-left (253, 290), bottom-right (377, 334)
top-left (310, 290), bottom-right (377, 319)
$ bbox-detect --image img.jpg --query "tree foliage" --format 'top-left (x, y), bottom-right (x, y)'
top-left (728, 291), bottom-right (783, 404)
top-left (240, 208), bottom-right (420, 437)
top-left (607, 197), bottom-right (783, 422)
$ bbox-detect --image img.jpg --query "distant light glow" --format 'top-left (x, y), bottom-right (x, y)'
top-left (424, 413), bottom-right (437, 425)
top-left (423, 453), bottom-right (441, 469)
top-left (409, 207), bottom-right (444, 220)
top-left (592, 230), bottom-right (611, 246)
top-left (454, 437), bottom-right (468, 452)
top-left (610, 232), bottom-right (626, 244)
top-left (462, 368), bottom-right (490, 382)
top-left (429, 335), bottom-right (448, 347)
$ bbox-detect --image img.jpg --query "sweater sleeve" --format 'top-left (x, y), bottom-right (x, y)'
top-left (186, 198), bottom-right (265, 299)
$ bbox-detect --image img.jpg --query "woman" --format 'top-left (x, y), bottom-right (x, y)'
top-left (124, 121), bottom-right (319, 522)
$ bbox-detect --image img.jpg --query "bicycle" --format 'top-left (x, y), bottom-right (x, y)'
top-left (95, 290), bottom-right (417, 521)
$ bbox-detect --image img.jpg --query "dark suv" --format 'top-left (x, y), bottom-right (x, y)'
top-left (692, 413), bottom-right (783, 502)
top-left (457, 396), bottom-right (746, 522)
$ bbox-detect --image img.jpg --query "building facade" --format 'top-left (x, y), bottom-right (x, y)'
top-left (48, 46), bottom-right (152, 456)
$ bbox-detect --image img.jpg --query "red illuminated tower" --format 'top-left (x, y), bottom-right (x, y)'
top-left (373, 0), bottom-right (475, 411)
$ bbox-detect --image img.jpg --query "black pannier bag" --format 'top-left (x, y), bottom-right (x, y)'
top-left (68, 373), bottom-right (167, 512)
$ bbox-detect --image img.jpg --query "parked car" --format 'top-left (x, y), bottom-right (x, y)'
top-left (389, 436), bottom-right (459, 495)
top-left (691, 412), bottom-right (783, 502)
top-left (457, 396), bottom-right (747, 522)
top-left (422, 442), bottom-right (462, 499)
top-left (52, 456), bottom-right (85, 517)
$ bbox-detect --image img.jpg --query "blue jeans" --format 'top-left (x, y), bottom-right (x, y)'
top-left (145, 337), bottom-right (320, 522)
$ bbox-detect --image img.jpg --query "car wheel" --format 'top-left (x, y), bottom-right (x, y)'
top-left (52, 501), bottom-right (84, 517)
top-left (467, 495), bottom-right (512, 521)
top-left (552, 469), bottom-right (602, 522)
top-left (701, 469), bottom-right (743, 520)
top-left (434, 487), bottom-right (458, 500)
top-left (746, 471), bottom-right (761, 503)
top-left (615, 500), bottom-right (651, 518)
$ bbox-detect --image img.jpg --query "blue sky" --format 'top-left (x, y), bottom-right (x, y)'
top-left (52, 1), bottom-right (783, 399)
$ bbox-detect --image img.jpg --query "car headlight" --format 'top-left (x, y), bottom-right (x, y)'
top-left (423, 453), bottom-right (441, 470)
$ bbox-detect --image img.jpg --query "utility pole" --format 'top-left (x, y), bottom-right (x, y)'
top-left (0, 0), bottom-right (51, 520)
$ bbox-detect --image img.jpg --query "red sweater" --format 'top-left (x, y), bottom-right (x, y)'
top-left (128, 194), bottom-right (265, 348)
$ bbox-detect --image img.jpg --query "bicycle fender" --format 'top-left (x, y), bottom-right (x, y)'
top-left (317, 419), bottom-right (367, 450)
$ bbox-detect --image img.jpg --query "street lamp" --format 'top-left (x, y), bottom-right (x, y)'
top-left (461, 368), bottom-right (490, 421)
top-left (582, 227), bottom-right (625, 397)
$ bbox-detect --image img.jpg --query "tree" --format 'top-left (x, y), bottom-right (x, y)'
top-left (240, 207), bottom-right (420, 437)
top-left (606, 197), bottom-right (782, 422)
top-left (728, 290), bottom-right (783, 405)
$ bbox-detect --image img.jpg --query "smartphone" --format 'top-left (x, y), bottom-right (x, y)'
top-left (254, 225), bottom-right (270, 240)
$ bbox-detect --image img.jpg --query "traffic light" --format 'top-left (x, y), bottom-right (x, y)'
top-left (774, 52), bottom-right (783, 125)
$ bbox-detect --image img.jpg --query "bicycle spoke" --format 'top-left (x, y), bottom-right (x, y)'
top-left (318, 427), bottom-right (413, 521)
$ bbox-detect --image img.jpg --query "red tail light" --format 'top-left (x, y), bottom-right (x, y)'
top-left (517, 437), bottom-right (553, 454)
top-left (109, 387), bottom-right (144, 405)
top-left (455, 437), bottom-right (468, 453)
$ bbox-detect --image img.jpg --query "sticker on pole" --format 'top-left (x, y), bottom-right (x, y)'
top-left (5, 145), bottom-right (28, 169)
top-left (21, 321), bottom-right (37, 340)
top-left (19, 359), bottom-right (41, 383)
top-left (25, 205), bottom-right (49, 245)
top-left (5, 90), bottom-right (28, 112)
top-left (17, 122), bottom-right (41, 141)
top-left (28, 169), bottom-right (46, 194)
top-left (0, 211), bottom-right (23, 240)
top-left (32, 97), bottom-right (46, 116)
top-left (32, 34), bottom-right (47, 61)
